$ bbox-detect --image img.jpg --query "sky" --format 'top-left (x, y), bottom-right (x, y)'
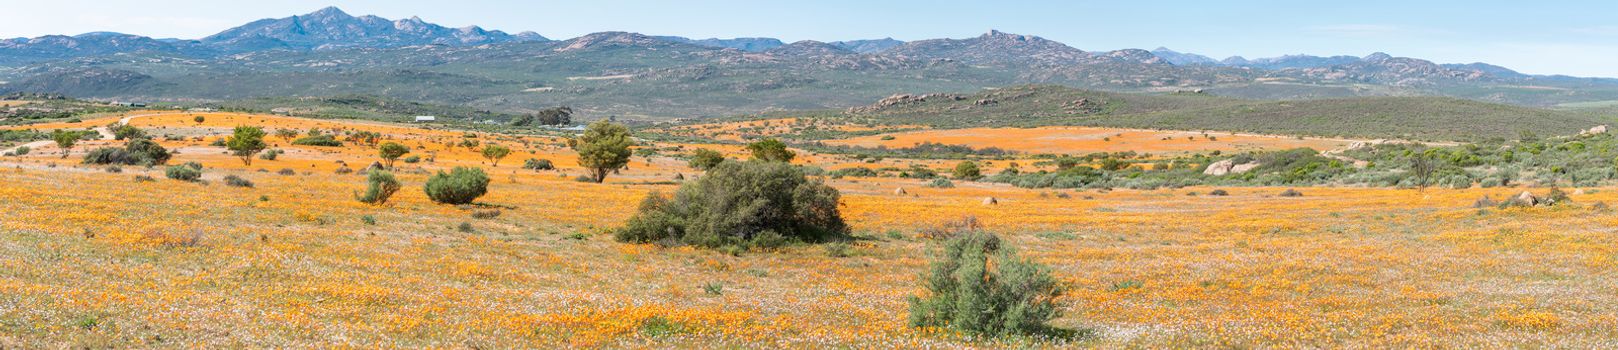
top-left (3, 0), bottom-right (1617, 77)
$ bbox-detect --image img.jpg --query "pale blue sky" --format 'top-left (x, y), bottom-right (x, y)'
top-left (3, 0), bottom-right (1617, 77)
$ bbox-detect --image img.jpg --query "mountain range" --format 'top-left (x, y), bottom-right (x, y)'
top-left (2, 7), bottom-right (1616, 119)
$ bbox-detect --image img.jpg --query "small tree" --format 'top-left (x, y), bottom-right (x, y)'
top-left (275, 129), bottom-right (300, 143)
top-left (481, 144), bottom-right (512, 167)
top-left (1410, 151), bottom-right (1437, 191)
top-left (570, 121), bottom-right (633, 183)
top-left (688, 148), bottom-right (725, 170)
top-left (746, 138), bottom-right (795, 163)
top-left (535, 106), bottom-right (573, 125)
top-left (909, 229), bottom-right (1062, 337)
top-left (378, 142), bottom-right (410, 169)
top-left (424, 167), bottom-right (489, 204)
top-left (953, 161), bottom-right (982, 180)
top-left (225, 126), bottom-right (268, 165)
top-left (356, 171), bottom-right (402, 205)
top-left (51, 130), bottom-right (81, 158)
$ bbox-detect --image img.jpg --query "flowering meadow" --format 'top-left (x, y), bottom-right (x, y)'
top-left (1, 112), bottom-right (1615, 347)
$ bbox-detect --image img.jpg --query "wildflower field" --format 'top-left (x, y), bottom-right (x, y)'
top-left (2, 112), bottom-right (1616, 347)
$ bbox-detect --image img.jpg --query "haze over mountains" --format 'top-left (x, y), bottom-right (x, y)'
top-left (1, 7), bottom-right (1615, 119)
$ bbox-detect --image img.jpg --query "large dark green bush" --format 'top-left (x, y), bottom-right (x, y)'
top-left (616, 160), bottom-right (847, 248)
top-left (909, 229), bottom-right (1062, 337)
top-left (124, 138), bottom-right (171, 165)
top-left (83, 138), bottom-right (171, 166)
top-left (423, 167), bottom-right (489, 204)
top-left (82, 148), bottom-right (138, 165)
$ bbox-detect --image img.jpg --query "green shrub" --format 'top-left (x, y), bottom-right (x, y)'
top-left (125, 138), bottom-right (171, 165)
top-left (523, 158), bottom-right (555, 171)
top-left (926, 178), bottom-right (955, 188)
top-left (356, 171), bottom-right (402, 205)
top-left (361, 215), bottom-right (377, 225)
top-left (111, 124), bottom-right (146, 140)
top-left (13, 146), bottom-right (29, 156)
top-left (278, 168), bottom-right (296, 176)
top-left (223, 175), bottom-right (254, 188)
top-left (747, 139), bottom-right (796, 162)
top-left (1208, 189), bottom-right (1229, 196)
top-left (688, 148), bottom-right (725, 170)
top-left (953, 161), bottom-right (982, 180)
top-left (82, 148), bottom-right (138, 165)
top-left (824, 242), bottom-right (853, 257)
top-left (423, 167), bottom-right (489, 204)
top-left (909, 230), bottom-right (1062, 337)
top-left (615, 160), bottom-right (847, 249)
top-left (402, 155), bottom-right (421, 164)
top-left (83, 138), bottom-right (171, 166)
top-left (901, 165), bottom-right (939, 179)
top-left (165, 165), bottom-right (202, 182)
top-left (828, 167), bottom-right (877, 178)
top-left (292, 135), bottom-right (343, 147)
top-left (259, 149), bottom-right (281, 160)
top-left (1279, 189), bottom-right (1303, 197)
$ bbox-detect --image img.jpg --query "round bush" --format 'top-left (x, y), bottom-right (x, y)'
top-left (165, 165), bottom-right (202, 182)
top-left (356, 171), bottom-right (402, 205)
top-left (616, 160), bottom-right (846, 248)
top-left (423, 167), bottom-right (489, 204)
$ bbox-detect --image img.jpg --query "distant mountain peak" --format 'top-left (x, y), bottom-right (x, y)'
top-left (558, 31), bottom-right (676, 52)
top-left (1363, 52), bottom-right (1393, 62)
top-left (1150, 47), bottom-right (1217, 65)
top-left (980, 29), bottom-right (1042, 43)
top-left (884, 30), bottom-right (1092, 67)
top-left (306, 6), bottom-right (350, 18)
top-left (200, 7), bottom-right (543, 52)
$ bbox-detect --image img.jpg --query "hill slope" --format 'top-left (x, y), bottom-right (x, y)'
top-left (829, 85), bottom-right (1610, 141)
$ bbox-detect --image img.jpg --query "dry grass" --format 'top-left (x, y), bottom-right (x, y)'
top-left (2, 112), bottom-right (1616, 347)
